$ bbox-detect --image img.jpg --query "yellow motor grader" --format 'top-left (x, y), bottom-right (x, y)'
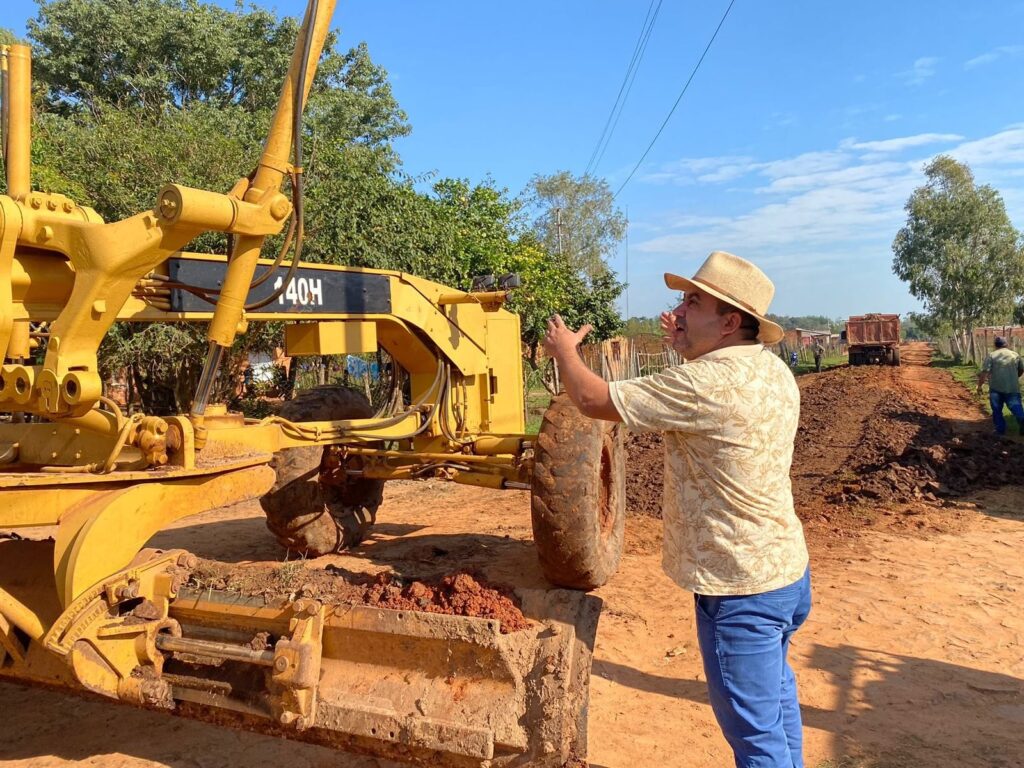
top-left (0, 2), bottom-right (626, 766)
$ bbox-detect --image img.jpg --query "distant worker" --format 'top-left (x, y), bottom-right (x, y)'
top-left (977, 336), bottom-right (1024, 435)
top-left (812, 341), bottom-right (824, 373)
top-left (789, 350), bottom-right (799, 369)
top-left (543, 251), bottom-right (811, 768)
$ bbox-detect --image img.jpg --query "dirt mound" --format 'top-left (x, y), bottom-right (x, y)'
top-left (187, 560), bottom-right (531, 633)
top-left (620, 359), bottom-right (1016, 536)
top-left (831, 419), bottom-right (1024, 505)
top-left (624, 431), bottom-right (664, 517)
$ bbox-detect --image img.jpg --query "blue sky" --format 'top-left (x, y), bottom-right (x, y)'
top-left (7, 1), bottom-right (1024, 321)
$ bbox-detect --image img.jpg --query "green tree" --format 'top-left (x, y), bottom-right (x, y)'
top-left (0, 28), bottom-right (27, 45)
top-left (892, 155), bottom-right (1024, 355)
top-left (17, 0), bottom-right (411, 411)
top-left (28, 0), bottom-right (332, 113)
top-left (764, 314), bottom-right (841, 332)
top-left (524, 171), bottom-right (626, 280)
top-left (622, 316), bottom-right (661, 336)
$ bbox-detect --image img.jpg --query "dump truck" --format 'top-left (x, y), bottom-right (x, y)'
top-left (845, 313), bottom-right (901, 366)
top-left (0, 4), bottom-right (620, 764)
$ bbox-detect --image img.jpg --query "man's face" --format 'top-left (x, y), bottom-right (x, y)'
top-left (668, 288), bottom-right (736, 359)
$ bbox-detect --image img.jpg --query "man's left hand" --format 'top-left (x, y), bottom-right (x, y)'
top-left (543, 314), bottom-right (593, 360)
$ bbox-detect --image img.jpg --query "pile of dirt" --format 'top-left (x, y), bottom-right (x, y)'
top-left (187, 560), bottom-right (531, 633)
top-left (624, 431), bottom-right (664, 517)
top-left (620, 361), bottom-right (1024, 535)
top-left (830, 421), bottom-right (1024, 505)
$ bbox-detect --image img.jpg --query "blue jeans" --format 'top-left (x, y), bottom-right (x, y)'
top-left (989, 391), bottom-right (1024, 435)
top-left (695, 568), bottom-right (812, 768)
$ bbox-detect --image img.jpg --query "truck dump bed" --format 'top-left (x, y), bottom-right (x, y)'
top-left (846, 314), bottom-right (901, 346)
top-left (846, 314), bottom-right (901, 365)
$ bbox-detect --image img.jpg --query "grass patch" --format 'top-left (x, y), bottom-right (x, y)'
top-left (524, 386), bottom-right (552, 434)
top-left (792, 352), bottom-right (846, 376)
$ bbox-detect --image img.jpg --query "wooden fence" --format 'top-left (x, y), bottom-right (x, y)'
top-left (551, 331), bottom-right (845, 388)
top-left (935, 326), bottom-right (1024, 365)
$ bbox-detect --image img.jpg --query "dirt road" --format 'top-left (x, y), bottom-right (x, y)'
top-left (2, 342), bottom-right (1023, 768)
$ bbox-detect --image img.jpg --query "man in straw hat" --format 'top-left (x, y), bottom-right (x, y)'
top-left (544, 251), bottom-right (810, 768)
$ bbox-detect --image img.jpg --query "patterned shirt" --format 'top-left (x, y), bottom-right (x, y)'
top-left (608, 343), bottom-right (808, 596)
top-left (982, 348), bottom-right (1024, 394)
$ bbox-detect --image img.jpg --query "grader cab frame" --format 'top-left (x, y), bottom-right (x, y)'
top-left (0, 3), bottom-right (625, 765)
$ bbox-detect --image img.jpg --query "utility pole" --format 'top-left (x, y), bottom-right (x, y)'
top-left (555, 207), bottom-right (563, 257)
top-left (624, 205), bottom-right (629, 320)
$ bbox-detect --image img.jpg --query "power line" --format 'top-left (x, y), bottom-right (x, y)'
top-left (614, 0), bottom-right (737, 199)
top-left (584, 0), bottom-right (663, 178)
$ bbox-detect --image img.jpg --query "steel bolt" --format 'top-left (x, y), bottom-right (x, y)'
top-left (158, 194), bottom-right (179, 220)
top-left (46, 199), bottom-right (57, 211)
top-left (30, 197), bottom-right (41, 209)
top-left (62, 200), bottom-right (74, 213)
top-left (270, 197), bottom-right (291, 220)
top-left (117, 582), bottom-right (139, 600)
top-left (279, 711), bottom-right (296, 725)
top-left (274, 655), bottom-right (289, 673)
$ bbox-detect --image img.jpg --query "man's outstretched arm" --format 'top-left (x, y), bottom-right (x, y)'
top-left (542, 315), bottom-right (623, 422)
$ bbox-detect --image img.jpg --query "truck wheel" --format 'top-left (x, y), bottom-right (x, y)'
top-left (893, 347), bottom-right (901, 366)
top-left (260, 386), bottom-right (384, 556)
top-left (531, 393), bottom-right (625, 590)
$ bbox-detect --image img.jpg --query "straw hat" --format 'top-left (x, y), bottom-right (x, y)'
top-left (664, 251), bottom-right (785, 344)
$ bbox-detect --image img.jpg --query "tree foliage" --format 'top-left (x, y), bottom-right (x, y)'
top-left (525, 171), bottom-right (626, 281)
top-left (10, 0), bottom-right (627, 408)
top-left (892, 155), bottom-right (1024, 337)
top-left (764, 314), bottom-right (841, 331)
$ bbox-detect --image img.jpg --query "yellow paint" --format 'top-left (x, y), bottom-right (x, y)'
top-left (285, 321), bottom-right (378, 356)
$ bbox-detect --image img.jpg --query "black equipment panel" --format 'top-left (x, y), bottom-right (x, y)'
top-left (168, 258), bottom-right (392, 315)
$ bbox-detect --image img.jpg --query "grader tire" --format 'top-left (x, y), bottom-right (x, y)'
top-left (531, 393), bottom-right (625, 590)
top-left (260, 386), bottom-right (384, 556)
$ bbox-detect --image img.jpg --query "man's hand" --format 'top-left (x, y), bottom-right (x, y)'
top-left (543, 315), bottom-right (593, 360)
top-left (660, 310), bottom-right (676, 348)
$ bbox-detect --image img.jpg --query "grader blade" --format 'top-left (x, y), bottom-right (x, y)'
top-left (0, 539), bottom-right (600, 767)
top-left (163, 586), bottom-right (600, 767)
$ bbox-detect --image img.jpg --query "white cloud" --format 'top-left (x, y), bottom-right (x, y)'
top-left (846, 133), bottom-right (963, 153)
top-left (946, 127), bottom-right (1024, 167)
top-left (897, 56), bottom-right (938, 86)
top-left (630, 126), bottom-right (1024, 301)
top-left (965, 45), bottom-right (1024, 69)
top-left (639, 155), bottom-right (759, 185)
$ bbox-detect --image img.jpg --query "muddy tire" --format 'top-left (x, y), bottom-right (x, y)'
top-left (260, 386), bottom-right (384, 556)
top-left (530, 393), bottom-right (625, 590)
top-left (892, 347), bottom-right (901, 366)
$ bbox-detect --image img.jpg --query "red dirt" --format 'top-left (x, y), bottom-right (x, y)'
top-left (4, 343), bottom-right (1024, 768)
top-left (624, 431), bottom-right (664, 517)
top-left (624, 351), bottom-right (1007, 544)
top-left (188, 559), bottom-right (531, 633)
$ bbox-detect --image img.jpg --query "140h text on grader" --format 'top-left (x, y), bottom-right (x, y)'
top-left (0, 3), bottom-right (625, 765)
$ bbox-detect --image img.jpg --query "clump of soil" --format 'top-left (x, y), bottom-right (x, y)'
top-left (620, 362), bottom-right (1024, 537)
top-left (831, 420), bottom-right (1024, 506)
top-left (624, 431), bottom-right (663, 518)
top-left (187, 560), bottom-right (530, 633)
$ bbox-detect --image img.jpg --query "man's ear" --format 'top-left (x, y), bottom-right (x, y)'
top-left (721, 310), bottom-right (743, 336)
